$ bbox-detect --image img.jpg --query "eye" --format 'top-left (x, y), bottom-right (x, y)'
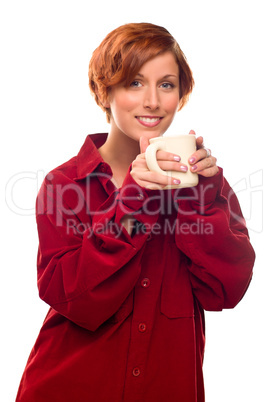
top-left (160, 82), bottom-right (175, 89)
top-left (130, 80), bottom-right (142, 88)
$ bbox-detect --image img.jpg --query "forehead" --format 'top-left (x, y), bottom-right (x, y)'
top-left (136, 52), bottom-right (179, 77)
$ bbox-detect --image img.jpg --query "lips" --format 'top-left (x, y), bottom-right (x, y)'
top-left (136, 116), bottom-right (163, 127)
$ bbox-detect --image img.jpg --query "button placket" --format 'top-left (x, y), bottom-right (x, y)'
top-left (123, 255), bottom-right (164, 399)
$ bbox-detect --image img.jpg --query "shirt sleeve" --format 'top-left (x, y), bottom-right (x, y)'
top-left (36, 168), bottom-right (160, 331)
top-left (174, 168), bottom-right (255, 310)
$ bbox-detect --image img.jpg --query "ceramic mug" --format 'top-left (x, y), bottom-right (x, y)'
top-left (145, 135), bottom-right (199, 189)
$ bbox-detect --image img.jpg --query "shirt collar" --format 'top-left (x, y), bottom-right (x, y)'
top-left (75, 133), bottom-right (109, 180)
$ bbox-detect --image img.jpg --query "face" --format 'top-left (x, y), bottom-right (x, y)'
top-left (106, 52), bottom-right (181, 142)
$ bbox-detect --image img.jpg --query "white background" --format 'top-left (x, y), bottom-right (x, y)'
top-left (1, 0), bottom-right (267, 401)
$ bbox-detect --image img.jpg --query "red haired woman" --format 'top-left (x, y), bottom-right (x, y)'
top-left (16, 23), bottom-right (255, 401)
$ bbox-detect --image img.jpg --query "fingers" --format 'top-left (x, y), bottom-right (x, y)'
top-left (150, 149), bottom-right (182, 163)
top-left (157, 159), bottom-right (188, 173)
top-left (196, 136), bottom-right (204, 149)
top-left (131, 170), bottom-right (181, 190)
top-left (187, 133), bottom-right (219, 177)
top-left (190, 147), bottom-right (211, 163)
top-left (187, 134), bottom-right (209, 166)
top-left (140, 137), bottom-right (183, 164)
top-left (189, 147), bottom-right (218, 177)
top-left (190, 154), bottom-right (217, 171)
top-left (141, 149), bottom-right (188, 172)
top-left (139, 137), bottom-right (187, 173)
top-left (198, 164), bottom-right (219, 177)
top-left (135, 133), bottom-right (219, 187)
top-left (131, 153), bottom-right (181, 189)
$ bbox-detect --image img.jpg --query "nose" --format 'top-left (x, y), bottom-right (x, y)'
top-left (143, 86), bottom-right (160, 110)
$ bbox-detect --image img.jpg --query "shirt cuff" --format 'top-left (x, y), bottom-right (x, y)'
top-left (114, 166), bottom-right (161, 226)
top-left (173, 167), bottom-right (223, 207)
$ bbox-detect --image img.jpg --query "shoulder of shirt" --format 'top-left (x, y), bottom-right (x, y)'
top-left (41, 133), bottom-right (108, 186)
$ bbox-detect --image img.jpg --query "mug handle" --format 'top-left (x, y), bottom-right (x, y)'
top-left (145, 142), bottom-right (168, 176)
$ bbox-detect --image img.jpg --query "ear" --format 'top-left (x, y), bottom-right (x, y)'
top-left (102, 99), bottom-right (110, 109)
top-left (102, 91), bottom-right (111, 109)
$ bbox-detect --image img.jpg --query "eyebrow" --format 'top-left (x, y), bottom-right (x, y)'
top-left (136, 73), bottom-right (178, 79)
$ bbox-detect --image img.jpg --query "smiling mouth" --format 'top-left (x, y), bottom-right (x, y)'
top-left (136, 116), bottom-right (163, 127)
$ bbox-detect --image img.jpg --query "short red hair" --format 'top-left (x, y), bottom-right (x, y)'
top-left (88, 23), bottom-right (194, 122)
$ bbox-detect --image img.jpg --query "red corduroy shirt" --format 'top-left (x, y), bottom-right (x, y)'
top-left (16, 133), bottom-right (255, 402)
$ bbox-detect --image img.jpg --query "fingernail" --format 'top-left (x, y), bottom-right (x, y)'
top-left (173, 155), bottom-right (181, 162)
top-left (180, 165), bottom-right (188, 172)
top-left (173, 179), bottom-right (181, 185)
top-left (191, 165), bottom-right (198, 171)
top-left (189, 157), bottom-right (196, 164)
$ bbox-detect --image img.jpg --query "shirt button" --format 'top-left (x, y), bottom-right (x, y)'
top-left (138, 323), bottom-right (147, 332)
top-left (132, 367), bottom-right (141, 377)
top-left (136, 193), bottom-right (144, 201)
top-left (141, 278), bottom-right (150, 288)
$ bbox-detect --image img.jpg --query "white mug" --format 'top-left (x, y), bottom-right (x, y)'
top-left (145, 135), bottom-right (199, 189)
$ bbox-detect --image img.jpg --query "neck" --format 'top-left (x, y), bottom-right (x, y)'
top-left (99, 128), bottom-right (140, 170)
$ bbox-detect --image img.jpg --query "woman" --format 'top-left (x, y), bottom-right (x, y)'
top-left (16, 23), bottom-right (255, 401)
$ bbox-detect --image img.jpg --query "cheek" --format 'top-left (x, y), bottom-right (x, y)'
top-left (163, 93), bottom-right (180, 113)
top-left (166, 99), bottom-right (180, 114)
top-left (111, 94), bottom-right (138, 114)
top-left (124, 93), bottom-right (141, 110)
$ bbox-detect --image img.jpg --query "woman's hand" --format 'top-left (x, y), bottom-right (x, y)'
top-left (188, 130), bottom-right (219, 177)
top-left (130, 137), bottom-right (187, 189)
top-left (130, 131), bottom-right (219, 189)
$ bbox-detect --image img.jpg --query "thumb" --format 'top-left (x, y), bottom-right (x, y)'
top-left (188, 129), bottom-right (196, 135)
top-left (139, 136), bottom-right (150, 154)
